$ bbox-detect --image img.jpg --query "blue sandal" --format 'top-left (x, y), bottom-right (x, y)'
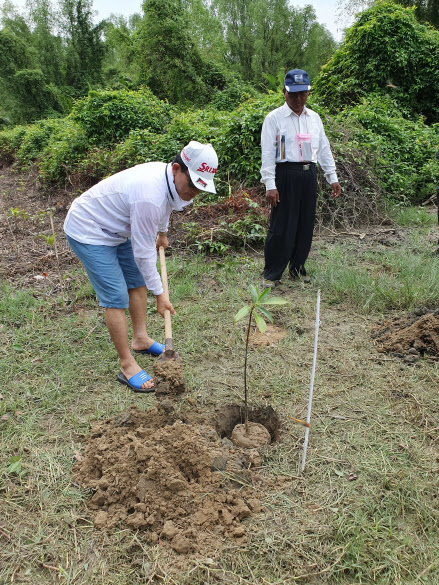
top-left (117, 370), bottom-right (155, 393)
top-left (133, 341), bottom-right (165, 357)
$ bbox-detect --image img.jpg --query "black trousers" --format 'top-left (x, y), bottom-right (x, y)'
top-left (263, 162), bottom-right (317, 281)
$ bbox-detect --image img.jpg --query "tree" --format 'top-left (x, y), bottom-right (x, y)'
top-left (60, 0), bottom-right (105, 93)
top-left (313, 2), bottom-right (439, 123)
top-left (338, 0), bottom-right (439, 28)
top-left (27, 0), bottom-right (64, 87)
top-left (101, 15), bottom-right (141, 88)
top-left (397, 0), bottom-right (439, 27)
top-left (136, 0), bottom-right (213, 105)
top-left (215, 0), bottom-right (336, 87)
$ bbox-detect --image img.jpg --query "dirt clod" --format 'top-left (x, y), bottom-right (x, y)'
top-left (231, 422), bottom-right (271, 449)
top-left (153, 359), bottom-right (185, 397)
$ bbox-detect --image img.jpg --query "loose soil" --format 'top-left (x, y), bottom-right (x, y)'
top-left (373, 307), bottom-right (439, 359)
top-left (74, 406), bottom-right (267, 554)
top-left (249, 323), bottom-right (288, 347)
top-left (153, 358), bottom-right (186, 397)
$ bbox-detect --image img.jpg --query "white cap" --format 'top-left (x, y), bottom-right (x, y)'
top-left (180, 141), bottom-right (218, 194)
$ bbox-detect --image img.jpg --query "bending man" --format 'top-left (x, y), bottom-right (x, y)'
top-left (64, 141), bottom-right (218, 392)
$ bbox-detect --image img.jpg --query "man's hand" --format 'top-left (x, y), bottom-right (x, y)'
top-left (156, 233), bottom-right (169, 250)
top-left (266, 189), bottom-right (280, 207)
top-left (331, 182), bottom-right (341, 199)
top-left (156, 292), bottom-right (175, 318)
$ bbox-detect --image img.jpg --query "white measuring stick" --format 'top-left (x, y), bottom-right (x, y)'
top-left (301, 289), bottom-right (321, 472)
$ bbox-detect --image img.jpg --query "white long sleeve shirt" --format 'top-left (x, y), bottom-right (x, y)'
top-left (260, 102), bottom-right (338, 191)
top-left (64, 162), bottom-right (191, 296)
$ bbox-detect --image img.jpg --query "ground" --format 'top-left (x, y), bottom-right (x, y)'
top-left (1, 165), bottom-right (439, 584)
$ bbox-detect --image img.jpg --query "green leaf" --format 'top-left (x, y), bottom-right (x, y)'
top-left (234, 305), bottom-right (251, 322)
top-left (256, 306), bottom-right (273, 323)
top-left (8, 459), bottom-right (22, 474)
top-left (254, 312), bottom-right (267, 334)
top-left (257, 287), bottom-right (272, 302)
top-left (13, 344), bottom-right (24, 352)
top-left (260, 297), bottom-right (289, 305)
top-left (249, 284), bottom-right (258, 304)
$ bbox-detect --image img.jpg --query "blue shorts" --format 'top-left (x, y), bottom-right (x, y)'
top-left (66, 235), bottom-right (145, 308)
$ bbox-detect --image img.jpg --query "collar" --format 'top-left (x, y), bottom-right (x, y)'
top-left (165, 163), bottom-right (193, 212)
top-left (282, 102), bottom-right (308, 118)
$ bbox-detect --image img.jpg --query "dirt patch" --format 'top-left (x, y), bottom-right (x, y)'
top-left (373, 307), bottom-right (439, 359)
top-left (74, 406), bottom-right (267, 554)
top-left (153, 359), bottom-right (185, 397)
top-left (249, 323), bottom-right (288, 347)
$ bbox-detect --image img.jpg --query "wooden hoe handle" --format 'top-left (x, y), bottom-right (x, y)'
top-left (159, 246), bottom-right (173, 350)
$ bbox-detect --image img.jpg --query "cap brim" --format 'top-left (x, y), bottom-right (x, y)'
top-left (188, 168), bottom-right (216, 194)
top-left (285, 84), bottom-right (311, 92)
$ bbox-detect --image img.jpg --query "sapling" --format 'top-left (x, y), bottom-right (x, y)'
top-left (39, 213), bottom-right (65, 307)
top-left (234, 285), bottom-right (288, 431)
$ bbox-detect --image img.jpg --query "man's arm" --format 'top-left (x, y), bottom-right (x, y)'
top-left (315, 115), bottom-right (340, 194)
top-left (130, 200), bottom-right (167, 296)
top-left (261, 114), bottom-right (280, 206)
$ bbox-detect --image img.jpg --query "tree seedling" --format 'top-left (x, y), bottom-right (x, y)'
top-left (234, 285), bottom-right (288, 431)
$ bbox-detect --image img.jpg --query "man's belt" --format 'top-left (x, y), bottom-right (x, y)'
top-left (277, 161), bottom-right (316, 171)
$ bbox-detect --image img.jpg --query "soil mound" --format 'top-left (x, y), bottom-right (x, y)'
top-left (74, 406), bottom-right (263, 554)
top-left (373, 308), bottom-right (439, 358)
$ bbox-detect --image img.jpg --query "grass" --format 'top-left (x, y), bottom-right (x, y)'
top-left (387, 205), bottom-right (437, 227)
top-left (1, 219), bottom-right (439, 584)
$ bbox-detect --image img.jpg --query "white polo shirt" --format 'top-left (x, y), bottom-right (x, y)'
top-left (64, 162), bottom-right (191, 296)
top-left (260, 102), bottom-right (338, 191)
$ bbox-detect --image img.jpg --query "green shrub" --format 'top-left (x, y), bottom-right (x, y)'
top-left (215, 92), bottom-right (281, 183)
top-left (108, 109), bottom-right (227, 177)
top-left (333, 94), bottom-right (439, 203)
top-left (16, 118), bottom-right (65, 165)
top-left (0, 125), bottom-right (28, 164)
top-left (38, 119), bottom-right (89, 184)
top-left (210, 80), bottom-right (257, 111)
top-left (70, 88), bottom-right (174, 146)
top-left (109, 130), bottom-right (181, 174)
top-left (313, 3), bottom-right (439, 123)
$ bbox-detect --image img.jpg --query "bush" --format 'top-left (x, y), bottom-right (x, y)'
top-left (38, 119), bottom-right (89, 184)
top-left (214, 92), bottom-right (281, 183)
top-left (313, 3), bottom-right (439, 123)
top-left (70, 88), bottom-right (174, 145)
top-left (0, 125), bottom-right (27, 165)
top-left (16, 118), bottom-right (65, 165)
top-left (210, 79), bottom-right (257, 112)
top-left (333, 94), bottom-right (439, 203)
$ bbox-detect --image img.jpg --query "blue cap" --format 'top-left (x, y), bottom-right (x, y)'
top-left (284, 69), bottom-right (311, 93)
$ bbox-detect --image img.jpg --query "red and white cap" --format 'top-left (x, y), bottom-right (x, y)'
top-left (180, 141), bottom-right (218, 194)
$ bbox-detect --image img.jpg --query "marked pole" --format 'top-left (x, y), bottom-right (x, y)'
top-left (301, 289), bottom-right (321, 472)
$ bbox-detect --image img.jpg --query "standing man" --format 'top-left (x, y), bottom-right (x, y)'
top-left (261, 69), bottom-right (341, 284)
top-left (64, 141), bottom-right (218, 392)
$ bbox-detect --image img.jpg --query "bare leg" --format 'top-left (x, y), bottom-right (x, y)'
top-left (127, 286), bottom-right (157, 352)
top-left (105, 307), bottom-right (154, 390)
